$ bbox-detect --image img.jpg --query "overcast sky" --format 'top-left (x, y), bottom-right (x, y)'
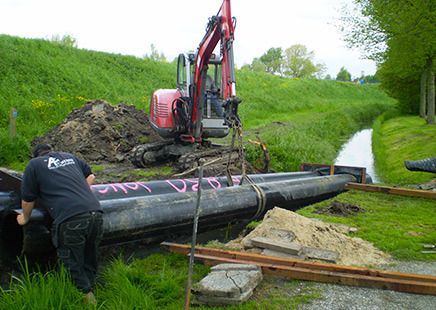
top-left (0, 0), bottom-right (376, 78)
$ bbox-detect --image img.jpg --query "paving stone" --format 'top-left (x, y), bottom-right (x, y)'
top-left (251, 236), bottom-right (302, 255)
top-left (193, 263), bottom-right (263, 306)
top-left (194, 270), bottom-right (240, 298)
top-left (195, 288), bottom-right (253, 305)
top-left (212, 263), bottom-right (260, 272)
top-left (270, 228), bottom-right (296, 241)
top-left (262, 248), bottom-right (305, 260)
top-left (194, 268), bottom-right (262, 298)
top-left (301, 246), bottom-right (339, 263)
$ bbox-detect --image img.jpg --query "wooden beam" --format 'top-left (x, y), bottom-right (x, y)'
top-left (345, 182), bottom-right (436, 199)
top-left (193, 254), bottom-right (436, 296)
top-left (161, 242), bottom-right (436, 283)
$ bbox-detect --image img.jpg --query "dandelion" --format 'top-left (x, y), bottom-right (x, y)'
top-left (31, 99), bottom-right (53, 110)
top-left (76, 95), bottom-right (88, 102)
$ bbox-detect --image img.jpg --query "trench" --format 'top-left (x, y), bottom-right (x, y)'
top-left (335, 129), bottom-right (379, 183)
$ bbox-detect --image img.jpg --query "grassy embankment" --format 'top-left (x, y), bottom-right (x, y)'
top-left (298, 112), bottom-right (435, 261)
top-left (0, 35), bottom-right (174, 167)
top-left (3, 35), bottom-right (434, 309)
top-left (372, 113), bottom-right (436, 184)
top-left (239, 70), bottom-right (395, 171)
top-left (0, 34), bottom-right (395, 172)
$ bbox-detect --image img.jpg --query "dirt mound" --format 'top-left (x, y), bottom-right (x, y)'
top-left (316, 201), bottom-right (365, 217)
top-left (33, 100), bottom-right (162, 163)
top-left (228, 207), bottom-right (390, 266)
top-left (32, 100), bottom-right (258, 180)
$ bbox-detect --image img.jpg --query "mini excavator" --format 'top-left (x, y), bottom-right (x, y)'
top-left (130, 0), bottom-right (243, 170)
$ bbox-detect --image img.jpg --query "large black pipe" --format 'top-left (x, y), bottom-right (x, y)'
top-left (404, 157), bottom-right (436, 173)
top-left (91, 172), bottom-right (320, 201)
top-left (100, 174), bottom-right (354, 243)
top-left (1, 172), bottom-right (319, 224)
top-left (1, 171), bottom-right (322, 262)
top-left (1, 174), bottom-right (354, 262)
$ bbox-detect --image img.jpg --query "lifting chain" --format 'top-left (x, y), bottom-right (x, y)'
top-left (225, 120), bottom-right (267, 220)
top-left (225, 119), bottom-right (246, 186)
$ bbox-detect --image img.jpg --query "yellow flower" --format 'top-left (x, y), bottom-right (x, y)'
top-left (31, 99), bottom-right (53, 110)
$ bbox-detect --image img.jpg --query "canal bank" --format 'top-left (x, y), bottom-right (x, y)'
top-left (335, 129), bottom-right (380, 183)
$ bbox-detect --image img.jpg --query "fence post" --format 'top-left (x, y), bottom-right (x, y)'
top-left (9, 108), bottom-right (17, 138)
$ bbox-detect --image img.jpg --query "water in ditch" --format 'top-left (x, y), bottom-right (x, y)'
top-left (335, 128), bottom-right (380, 183)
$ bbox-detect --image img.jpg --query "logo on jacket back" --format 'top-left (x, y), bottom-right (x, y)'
top-left (47, 157), bottom-right (75, 170)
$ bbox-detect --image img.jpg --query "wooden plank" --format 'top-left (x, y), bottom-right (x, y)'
top-left (193, 254), bottom-right (436, 296)
top-left (345, 182), bottom-right (436, 200)
top-left (161, 242), bottom-right (436, 283)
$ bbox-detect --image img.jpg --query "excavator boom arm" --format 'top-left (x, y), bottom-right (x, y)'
top-left (192, 0), bottom-right (237, 139)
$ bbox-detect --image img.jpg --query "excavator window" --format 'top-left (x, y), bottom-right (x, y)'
top-left (205, 65), bottom-right (224, 118)
top-left (207, 63), bottom-right (222, 97)
top-left (176, 54), bottom-right (187, 91)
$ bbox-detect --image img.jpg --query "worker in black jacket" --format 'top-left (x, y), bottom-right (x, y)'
top-left (17, 144), bottom-right (103, 304)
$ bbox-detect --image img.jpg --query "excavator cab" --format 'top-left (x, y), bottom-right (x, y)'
top-left (176, 53), bottom-right (229, 139)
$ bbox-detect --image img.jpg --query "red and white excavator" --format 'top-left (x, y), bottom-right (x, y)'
top-left (130, 0), bottom-right (242, 168)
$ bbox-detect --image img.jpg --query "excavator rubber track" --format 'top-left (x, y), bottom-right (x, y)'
top-left (130, 140), bottom-right (175, 168)
top-left (176, 146), bottom-right (238, 171)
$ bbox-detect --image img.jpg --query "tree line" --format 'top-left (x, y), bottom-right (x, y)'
top-left (241, 45), bottom-right (327, 79)
top-left (341, 0), bottom-right (435, 124)
top-left (240, 44), bottom-right (372, 83)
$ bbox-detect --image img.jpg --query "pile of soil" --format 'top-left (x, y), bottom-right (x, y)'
top-left (33, 100), bottom-right (162, 163)
top-left (228, 207), bottom-right (391, 266)
top-left (316, 201), bottom-right (365, 217)
top-left (32, 100), bottom-right (254, 181)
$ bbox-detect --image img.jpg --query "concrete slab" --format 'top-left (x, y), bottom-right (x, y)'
top-left (211, 263), bottom-right (260, 272)
top-left (262, 248), bottom-right (305, 260)
top-left (193, 263), bottom-right (263, 306)
top-left (251, 236), bottom-right (302, 255)
top-left (270, 228), bottom-right (296, 241)
top-left (301, 246), bottom-right (339, 263)
top-left (195, 288), bottom-right (253, 305)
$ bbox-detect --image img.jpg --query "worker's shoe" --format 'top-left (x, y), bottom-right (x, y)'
top-left (83, 291), bottom-right (97, 305)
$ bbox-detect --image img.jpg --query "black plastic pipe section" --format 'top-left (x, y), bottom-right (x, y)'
top-left (0, 171), bottom-right (320, 262)
top-left (404, 157), bottom-right (436, 173)
top-left (90, 172), bottom-right (319, 201)
top-left (0, 173), bottom-right (353, 263)
top-left (99, 175), bottom-right (354, 244)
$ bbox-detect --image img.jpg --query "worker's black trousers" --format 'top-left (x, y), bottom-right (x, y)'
top-left (55, 211), bottom-right (103, 293)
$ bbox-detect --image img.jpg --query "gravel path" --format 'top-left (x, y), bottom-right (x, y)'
top-left (300, 261), bottom-right (436, 310)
